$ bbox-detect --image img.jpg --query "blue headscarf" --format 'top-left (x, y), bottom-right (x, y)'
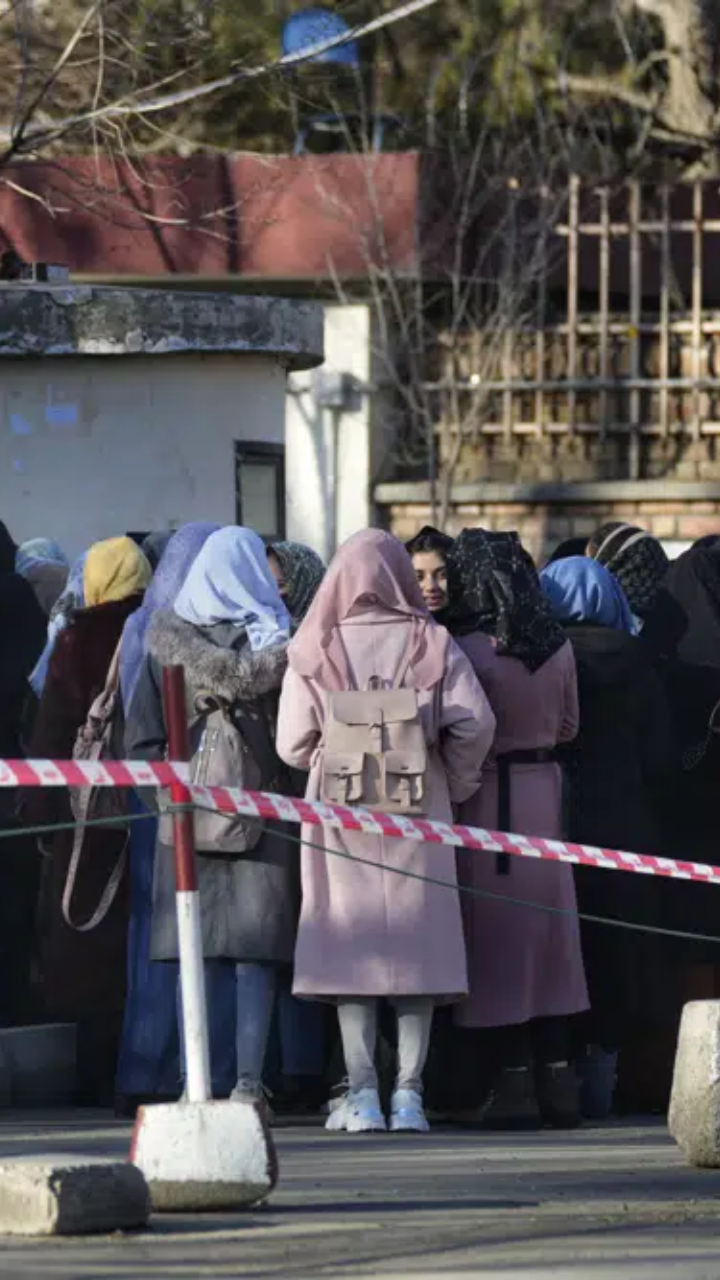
top-left (119, 522), bottom-right (220, 710)
top-left (174, 526), bottom-right (291, 651)
top-left (28, 552), bottom-right (86, 696)
top-left (540, 556), bottom-right (634, 632)
top-left (16, 538), bottom-right (68, 577)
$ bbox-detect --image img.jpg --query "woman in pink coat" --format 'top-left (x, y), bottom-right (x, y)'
top-left (276, 529), bottom-right (496, 1135)
top-left (446, 529), bottom-right (589, 1128)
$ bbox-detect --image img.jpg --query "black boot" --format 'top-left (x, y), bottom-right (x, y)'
top-left (480, 1067), bottom-right (541, 1131)
top-left (535, 1063), bottom-right (581, 1129)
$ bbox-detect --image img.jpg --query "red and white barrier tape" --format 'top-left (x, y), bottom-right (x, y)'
top-left (1, 757), bottom-right (717, 888)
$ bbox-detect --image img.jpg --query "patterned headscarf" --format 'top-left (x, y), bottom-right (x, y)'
top-left (591, 524), bottom-right (668, 621)
top-left (446, 528), bottom-right (566, 672)
top-left (269, 541), bottom-right (325, 626)
top-left (120, 522), bottom-right (220, 709)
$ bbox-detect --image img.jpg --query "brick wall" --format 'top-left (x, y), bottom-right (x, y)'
top-left (387, 498), bottom-right (720, 564)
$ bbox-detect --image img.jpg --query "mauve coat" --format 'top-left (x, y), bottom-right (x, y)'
top-left (454, 634), bottom-right (589, 1028)
top-left (276, 611), bottom-right (496, 999)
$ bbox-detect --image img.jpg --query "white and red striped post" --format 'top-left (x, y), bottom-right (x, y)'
top-left (163, 665), bottom-right (211, 1104)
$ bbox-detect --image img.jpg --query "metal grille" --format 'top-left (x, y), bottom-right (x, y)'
top-left (428, 178), bottom-right (720, 449)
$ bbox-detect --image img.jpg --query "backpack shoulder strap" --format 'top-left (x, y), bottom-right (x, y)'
top-left (392, 620), bottom-right (420, 690)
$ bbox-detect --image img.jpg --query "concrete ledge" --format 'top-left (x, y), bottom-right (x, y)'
top-left (375, 479), bottom-right (720, 505)
top-left (0, 1025), bottom-right (76, 1107)
top-left (669, 1000), bottom-right (720, 1167)
top-left (131, 1099), bottom-right (278, 1211)
top-left (0, 285), bottom-right (324, 369)
top-left (0, 1160), bottom-right (150, 1235)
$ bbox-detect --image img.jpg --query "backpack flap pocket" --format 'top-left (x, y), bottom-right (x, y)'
top-left (321, 752), bottom-right (364, 805)
top-left (383, 750), bottom-right (427, 813)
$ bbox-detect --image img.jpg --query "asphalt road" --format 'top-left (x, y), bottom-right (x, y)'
top-left (0, 1112), bottom-right (719, 1276)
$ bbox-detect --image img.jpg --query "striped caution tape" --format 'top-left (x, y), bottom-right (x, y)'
top-left (0, 756), bottom-right (715, 887)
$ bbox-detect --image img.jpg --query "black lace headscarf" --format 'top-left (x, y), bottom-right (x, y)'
top-left (446, 528), bottom-right (566, 672)
top-left (590, 523), bottom-right (668, 621)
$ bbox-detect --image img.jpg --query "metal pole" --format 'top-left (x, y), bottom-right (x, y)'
top-left (163, 664), bottom-right (211, 1104)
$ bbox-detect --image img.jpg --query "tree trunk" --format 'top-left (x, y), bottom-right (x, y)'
top-left (632, 0), bottom-right (718, 141)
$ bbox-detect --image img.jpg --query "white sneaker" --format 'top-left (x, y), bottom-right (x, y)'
top-left (325, 1087), bottom-right (387, 1133)
top-left (390, 1088), bottom-right (430, 1133)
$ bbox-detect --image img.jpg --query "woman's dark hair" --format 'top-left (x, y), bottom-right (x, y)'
top-left (405, 526), bottom-right (454, 558)
top-left (545, 536), bottom-right (588, 566)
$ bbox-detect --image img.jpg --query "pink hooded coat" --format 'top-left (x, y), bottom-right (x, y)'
top-left (276, 530), bottom-right (496, 999)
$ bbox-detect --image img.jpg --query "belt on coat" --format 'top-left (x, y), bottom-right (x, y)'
top-left (494, 748), bottom-right (559, 876)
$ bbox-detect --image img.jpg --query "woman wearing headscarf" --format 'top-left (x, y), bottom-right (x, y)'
top-left (0, 522), bottom-right (49, 1025)
top-left (640, 540), bottom-right (720, 1036)
top-left (28, 553), bottom-right (87, 699)
top-left (588, 522), bottom-right (668, 624)
top-left (141, 531), bottom-right (174, 573)
top-left (267, 541), bottom-right (325, 628)
top-left (276, 528), bottom-right (495, 1134)
top-left (115, 523), bottom-right (220, 1116)
top-left (541, 557), bottom-right (674, 1117)
top-left (28, 536), bottom-right (151, 1103)
top-left (16, 538), bottom-right (69, 617)
top-left (405, 526), bottom-right (454, 617)
top-left (125, 527), bottom-right (296, 1109)
top-left (0, 521), bottom-right (47, 758)
top-left (445, 529), bottom-right (587, 1129)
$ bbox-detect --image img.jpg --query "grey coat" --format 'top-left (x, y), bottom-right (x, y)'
top-left (125, 610), bottom-right (300, 965)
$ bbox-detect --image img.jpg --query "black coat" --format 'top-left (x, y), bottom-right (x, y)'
top-left (0, 569), bottom-right (47, 760)
top-left (561, 624), bottom-right (674, 1043)
top-left (125, 610), bottom-right (300, 966)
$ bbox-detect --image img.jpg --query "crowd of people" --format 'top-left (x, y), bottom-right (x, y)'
top-left (0, 513), bottom-right (718, 1134)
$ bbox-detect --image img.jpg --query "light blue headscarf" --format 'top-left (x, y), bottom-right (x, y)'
top-left (28, 552), bottom-right (87, 696)
top-left (540, 556), bottom-right (635, 633)
top-left (173, 526), bottom-right (291, 651)
top-left (16, 538), bottom-right (68, 577)
top-left (119, 521), bottom-right (220, 709)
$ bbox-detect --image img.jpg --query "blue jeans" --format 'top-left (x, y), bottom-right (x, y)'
top-left (277, 971), bottom-right (327, 1078)
top-left (180, 961), bottom-right (277, 1094)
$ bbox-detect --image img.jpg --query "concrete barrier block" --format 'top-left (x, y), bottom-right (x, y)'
top-left (0, 1024), bottom-right (76, 1106)
top-left (0, 1160), bottom-right (150, 1235)
top-left (669, 1000), bottom-right (720, 1167)
top-left (130, 1099), bottom-right (278, 1211)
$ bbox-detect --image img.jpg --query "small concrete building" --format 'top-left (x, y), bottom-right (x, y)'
top-left (0, 284), bottom-right (323, 556)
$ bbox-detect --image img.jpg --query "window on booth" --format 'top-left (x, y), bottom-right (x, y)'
top-left (235, 443), bottom-right (286, 542)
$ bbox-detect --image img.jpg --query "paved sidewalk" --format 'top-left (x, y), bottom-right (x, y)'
top-left (0, 1113), bottom-right (718, 1276)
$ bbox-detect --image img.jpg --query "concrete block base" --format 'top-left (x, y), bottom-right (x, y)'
top-left (130, 1100), bottom-right (278, 1211)
top-left (669, 999), bottom-right (720, 1167)
top-left (0, 1160), bottom-right (150, 1235)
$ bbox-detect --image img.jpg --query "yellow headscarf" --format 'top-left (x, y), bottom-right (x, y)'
top-left (84, 537), bottom-right (152, 608)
